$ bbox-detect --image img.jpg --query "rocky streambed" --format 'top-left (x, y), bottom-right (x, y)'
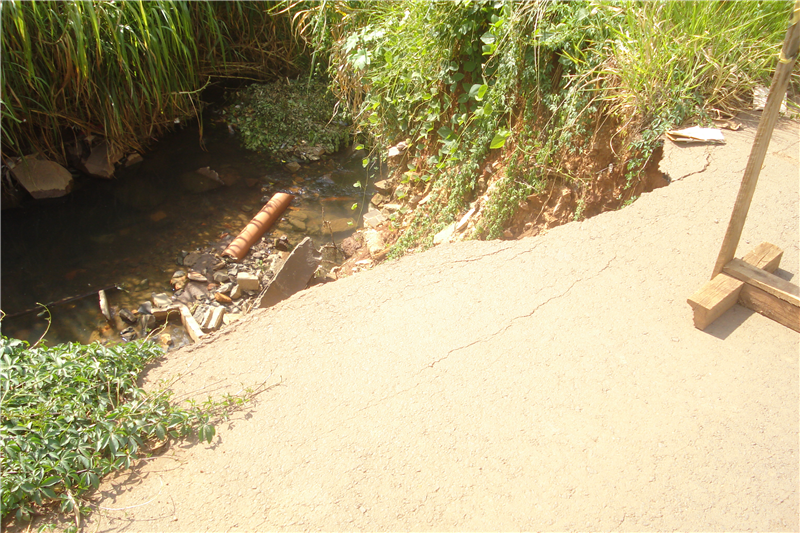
top-left (0, 115), bottom-right (374, 348)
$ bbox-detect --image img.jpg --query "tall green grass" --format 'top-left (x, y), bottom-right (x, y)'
top-left (0, 1), bottom-right (301, 163)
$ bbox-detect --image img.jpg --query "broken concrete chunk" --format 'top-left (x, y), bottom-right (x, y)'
top-left (363, 207), bottom-right (387, 229)
top-left (10, 157), bottom-right (74, 199)
top-left (204, 307), bottom-right (225, 331)
top-left (237, 272), bottom-right (260, 292)
top-left (257, 236), bottom-right (321, 309)
top-left (433, 222), bottom-right (457, 245)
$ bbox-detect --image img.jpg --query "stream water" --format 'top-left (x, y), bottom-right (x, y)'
top-left (1, 112), bottom-right (368, 347)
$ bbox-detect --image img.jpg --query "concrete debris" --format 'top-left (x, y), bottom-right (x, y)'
top-left (237, 272), bottom-right (261, 292)
top-left (257, 237), bottom-right (321, 309)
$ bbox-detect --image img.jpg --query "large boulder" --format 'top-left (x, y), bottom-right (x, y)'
top-left (9, 156), bottom-right (73, 199)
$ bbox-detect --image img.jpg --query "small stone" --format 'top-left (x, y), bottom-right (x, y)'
top-left (275, 235), bottom-right (291, 251)
top-left (230, 284), bottom-right (243, 299)
top-left (182, 251), bottom-right (203, 268)
top-left (257, 237), bottom-right (321, 309)
top-left (286, 161), bottom-right (301, 172)
top-left (213, 271), bottom-right (230, 284)
top-left (137, 302), bottom-right (153, 315)
top-left (152, 293), bottom-right (172, 308)
top-left (370, 193), bottom-right (386, 207)
top-left (193, 304), bottom-right (211, 326)
top-left (125, 152), bottom-right (144, 166)
top-left (119, 308), bottom-right (137, 324)
top-left (120, 326), bottom-right (138, 342)
top-left (149, 211), bottom-right (168, 222)
top-left (218, 282), bottom-right (233, 294)
top-left (188, 271), bottom-right (207, 282)
top-left (160, 333), bottom-right (173, 346)
top-left (139, 313), bottom-right (156, 332)
top-left (372, 179), bottom-right (394, 194)
top-left (340, 236), bottom-right (361, 258)
top-left (387, 141), bottom-right (408, 160)
top-left (363, 229), bottom-right (385, 256)
top-left (382, 203), bottom-right (402, 212)
top-left (236, 272), bottom-right (260, 291)
top-left (215, 292), bottom-right (233, 304)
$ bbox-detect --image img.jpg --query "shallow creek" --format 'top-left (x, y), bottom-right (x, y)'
top-left (1, 117), bottom-right (367, 347)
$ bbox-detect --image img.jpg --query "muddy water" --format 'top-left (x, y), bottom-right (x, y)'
top-left (1, 116), bottom-right (367, 347)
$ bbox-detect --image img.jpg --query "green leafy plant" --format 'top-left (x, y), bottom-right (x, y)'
top-left (0, 336), bottom-right (247, 523)
top-left (295, 0), bottom-right (795, 249)
top-left (223, 78), bottom-right (351, 159)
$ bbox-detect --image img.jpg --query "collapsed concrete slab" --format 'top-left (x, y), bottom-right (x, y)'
top-left (257, 236), bottom-right (321, 308)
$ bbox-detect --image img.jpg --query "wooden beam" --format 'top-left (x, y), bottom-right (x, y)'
top-left (741, 242), bottom-right (783, 273)
top-left (723, 258), bottom-right (800, 307)
top-left (688, 242), bottom-right (792, 331)
top-left (687, 274), bottom-right (744, 330)
top-left (738, 284), bottom-right (800, 333)
top-left (712, 1), bottom-right (800, 277)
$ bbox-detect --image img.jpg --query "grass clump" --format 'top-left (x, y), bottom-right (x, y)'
top-left (0, 1), bottom-right (301, 164)
top-left (0, 336), bottom-right (221, 523)
top-left (223, 79), bottom-right (351, 160)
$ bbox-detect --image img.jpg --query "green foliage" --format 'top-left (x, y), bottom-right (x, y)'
top-left (0, 0), bottom-right (301, 162)
top-left (223, 79), bottom-right (351, 159)
top-left (306, 0), bottom-right (795, 249)
top-left (0, 337), bottom-right (219, 522)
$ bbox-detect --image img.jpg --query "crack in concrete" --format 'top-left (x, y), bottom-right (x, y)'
top-left (450, 245), bottom-right (515, 263)
top-left (672, 148), bottom-right (712, 182)
top-left (338, 253), bottom-right (619, 418)
top-left (423, 254), bottom-right (618, 370)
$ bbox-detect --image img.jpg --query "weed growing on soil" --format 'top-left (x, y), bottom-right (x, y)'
top-left (0, 336), bottom-right (247, 524)
top-left (223, 79), bottom-right (351, 160)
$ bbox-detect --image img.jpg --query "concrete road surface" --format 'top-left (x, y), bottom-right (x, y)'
top-left (77, 116), bottom-right (798, 532)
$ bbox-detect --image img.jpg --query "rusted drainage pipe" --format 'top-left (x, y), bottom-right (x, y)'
top-left (222, 192), bottom-right (293, 262)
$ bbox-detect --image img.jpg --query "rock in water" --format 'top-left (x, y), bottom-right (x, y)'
top-left (119, 308), bottom-right (137, 324)
top-left (9, 157), bottom-right (74, 199)
top-left (81, 140), bottom-right (123, 179)
top-left (257, 237), bottom-right (321, 309)
top-left (179, 167), bottom-right (224, 193)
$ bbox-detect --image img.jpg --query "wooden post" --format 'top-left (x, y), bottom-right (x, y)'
top-left (712, 1), bottom-right (800, 277)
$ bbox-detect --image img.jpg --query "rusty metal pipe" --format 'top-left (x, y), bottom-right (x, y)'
top-left (222, 192), bottom-right (293, 262)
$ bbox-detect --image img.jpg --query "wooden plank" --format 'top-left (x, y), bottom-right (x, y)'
top-left (687, 274), bottom-right (744, 330)
top-left (723, 258), bottom-right (800, 307)
top-left (741, 242), bottom-right (783, 273)
top-left (712, 2), bottom-right (800, 276)
top-left (738, 284), bottom-right (800, 333)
